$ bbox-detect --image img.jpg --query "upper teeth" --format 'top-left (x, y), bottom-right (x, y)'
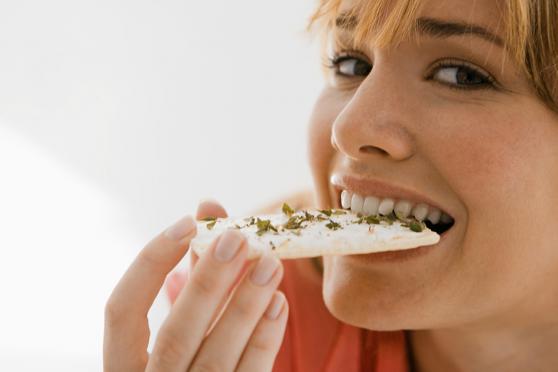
top-left (340, 189), bottom-right (453, 224)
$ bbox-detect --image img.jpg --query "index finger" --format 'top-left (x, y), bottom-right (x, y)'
top-left (106, 215), bottom-right (197, 320)
top-left (104, 215), bottom-right (197, 370)
top-left (191, 198), bottom-right (229, 268)
top-left (165, 199), bottom-right (230, 305)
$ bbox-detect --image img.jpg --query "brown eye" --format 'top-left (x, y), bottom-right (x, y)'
top-left (334, 57), bottom-right (371, 77)
top-left (433, 66), bottom-right (491, 87)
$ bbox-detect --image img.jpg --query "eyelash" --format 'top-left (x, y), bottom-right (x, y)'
top-left (323, 51), bottom-right (498, 91)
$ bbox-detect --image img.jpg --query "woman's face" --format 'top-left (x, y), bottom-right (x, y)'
top-left (308, 0), bottom-right (558, 330)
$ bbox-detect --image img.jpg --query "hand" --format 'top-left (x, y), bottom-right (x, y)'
top-left (104, 199), bottom-right (289, 372)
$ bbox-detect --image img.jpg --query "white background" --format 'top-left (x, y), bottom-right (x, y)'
top-left (0, 1), bottom-right (323, 370)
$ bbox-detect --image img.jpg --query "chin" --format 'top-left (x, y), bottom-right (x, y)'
top-left (321, 255), bottom-right (434, 331)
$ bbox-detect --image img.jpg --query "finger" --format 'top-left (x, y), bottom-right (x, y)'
top-left (188, 246), bottom-right (199, 273)
top-left (189, 254), bottom-right (283, 372)
top-left (167, 261), bottom-right (253, 333)
top-left (236, 291), bottom-right (289, 372)
top-left (104, 215), bottom-right (197, 372)
top-left (146, 229), bottom-right (248, 371)
top-left (193, 198), bottom-right (227, 270)
top-left (164, 200), bottom-right (227, 306)
top-left (196, 198), bottom-right (228, 221)
top-left (165, 271), bottom-right (186, 305)
top-left (194, 198), bottom-right (238, 327)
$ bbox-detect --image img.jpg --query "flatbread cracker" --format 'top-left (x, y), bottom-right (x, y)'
top-left (190, 205), bottom-right (440, 259)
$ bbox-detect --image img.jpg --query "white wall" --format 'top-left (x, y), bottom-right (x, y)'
top-left (0, 1), bottom-right (324, 370)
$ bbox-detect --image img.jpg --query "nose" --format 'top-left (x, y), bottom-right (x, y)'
top-left (331, 75), bottom-right (416, 162)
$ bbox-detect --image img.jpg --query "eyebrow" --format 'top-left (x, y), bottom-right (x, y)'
top-left (335, 14), bottom-right (504, 47)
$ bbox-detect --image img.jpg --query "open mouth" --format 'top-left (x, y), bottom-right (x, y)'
top-left (332, 187), bottom-right (456, 236)
top-left (424, 218), bottom-right (454, 235)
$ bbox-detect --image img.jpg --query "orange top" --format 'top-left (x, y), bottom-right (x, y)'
top-left (273, 259), bottom-right (411, 372)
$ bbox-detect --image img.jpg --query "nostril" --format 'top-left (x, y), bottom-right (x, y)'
top-left (360, 145), bottom-right (388, 156)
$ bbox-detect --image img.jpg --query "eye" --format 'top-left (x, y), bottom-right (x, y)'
top-left (326, 53), bottom-right (372, 77)
top-left (429, 61), bottom-right (496, 90)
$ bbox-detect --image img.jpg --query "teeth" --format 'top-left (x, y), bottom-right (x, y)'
top-left (341, 190), bottom-right (352, 209)
top-left (411, 203), bottom-right (429, 221)
top-left (394, 200), bottom-right (413, 219)
top-left (378, 198), bottom-right (395, 216)
top-left (339, 189), bottom-right (453, 225)
top-left (426, 207), bottom-right (441, 224)
top-left (350, 193), bottom-right (364, 214)
top-left (362, 196), bottom-right (380, 215)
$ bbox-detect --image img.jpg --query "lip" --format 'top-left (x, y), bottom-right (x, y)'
top-left (330, 173), bottom-right (454, 219)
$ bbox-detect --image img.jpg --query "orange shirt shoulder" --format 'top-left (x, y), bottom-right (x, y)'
top-left (273, 258), bottom-right (411, 372)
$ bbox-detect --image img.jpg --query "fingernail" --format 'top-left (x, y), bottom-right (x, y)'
top-left (213, 230), bottom-right (244, 262)
top-left (250, 254), bottom-right (280, 286)
top-left (265, 292), bottom-right (285, 320)
top-left (164, 215), bottom-right (196, 241)
top-left (199, 197), bottom-right (221, 206)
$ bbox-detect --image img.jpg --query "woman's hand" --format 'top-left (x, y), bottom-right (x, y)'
top-left (104, 199), bottom-right (289, 372)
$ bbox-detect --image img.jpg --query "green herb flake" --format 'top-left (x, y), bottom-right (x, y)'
top-left (201, 216), bottom-right (217, 222)
top-left (284, 216), bottom-right (303, 230)
top-left (352, 216), bottom-right (365, 224)
top-left (378, 215), bottom-right (394, 225)
top-left (325, 219), bottom-right (342, 230)
top-left (256, 218), bottom-right (270, 236)
top-left (364, 215), bottom-right (380, 224)
top-left (243, 216), bottom-right (256, 225)
top-left (282, 203), bottom-right (295, 216)
top-left (352, 214), bottom-right (380, 225)
top-left (303, 211), bottom-right (315, 222)
top-left (255, 218), bottom-right (278, 236)
top-left (206, 220), bottom-right (217, 230)
top-left (319, 209), bottom-right (332, 217)
top-left (331, 209), bottom-right (347, 215)
top-left (409, 220), bottom-right (424, 232)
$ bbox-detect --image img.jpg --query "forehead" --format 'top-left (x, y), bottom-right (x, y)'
top-left (337, 0), bottom-right (506, 40)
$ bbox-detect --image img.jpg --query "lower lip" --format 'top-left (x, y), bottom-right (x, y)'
top-left (344, 227), bottom-right (451, 263)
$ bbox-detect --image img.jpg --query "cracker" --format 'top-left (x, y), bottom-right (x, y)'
top-left (190, 206), bottom-right (439, 259)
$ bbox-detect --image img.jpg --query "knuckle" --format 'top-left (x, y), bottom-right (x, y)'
top-left (152, 329), bottom-right (188, 367)
top-left (189, 270), bottom-right (221, 297)
top-left (137, 246), bottom-right (167, 269)
top-left (247, 336), bottom-right (276, 354)
top-left (104, 295), bottom-right (124, 327)
top-left (230, 293), bottom-right (259, 320)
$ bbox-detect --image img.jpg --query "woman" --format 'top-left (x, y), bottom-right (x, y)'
top-left (104, 0), bottom-right (558, 370)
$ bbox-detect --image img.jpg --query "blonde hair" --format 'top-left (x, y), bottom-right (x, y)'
top-left (306, 0), bottom-right (558, 112)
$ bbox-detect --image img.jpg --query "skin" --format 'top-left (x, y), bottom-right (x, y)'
top-left (104, 199), bottom-right (289, 372)
top-left (105, 0), bottom-right (558, 371)
top-left (308, 0), bottom-right (558, 371)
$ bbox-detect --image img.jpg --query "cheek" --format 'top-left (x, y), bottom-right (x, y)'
top-left (439, 111), bottom-right (535, 205)
top-left (439, 105), bottom-right (558, 311)
top-left (307, 88), bottom-right (349, 207)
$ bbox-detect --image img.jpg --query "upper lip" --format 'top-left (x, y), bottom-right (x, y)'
top-left (330, 173), bottom-right (454, 218)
